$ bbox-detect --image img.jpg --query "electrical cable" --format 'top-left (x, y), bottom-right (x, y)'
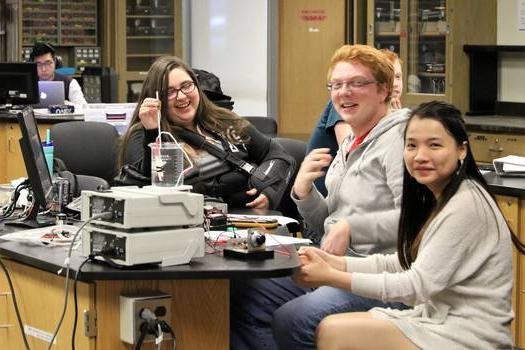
top-left (159, 320), bottom-right (176, 349)
top-left (135, 321), bottom-right (149, 350)
top-left (0, 181), bottom-right (30, 220)
top-left (133, 307), bottom-right (177, 350)
top-left (0, 257), bottom-right (32, 350)
top-left (71, 255), bottom-right (93, 350)
top-left (47, 212), bottom-right (112, 350)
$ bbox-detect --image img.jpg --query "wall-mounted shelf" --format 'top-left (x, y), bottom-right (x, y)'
top-left (464, 45), bottom-right (525, 116)
top-left (21, 0), bottom-right (97, 47)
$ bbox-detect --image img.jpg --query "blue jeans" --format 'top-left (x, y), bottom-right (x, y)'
top-left (230, 277), bottom-right (312, 349)
top-left (230, 277), bottom-right (408, 350)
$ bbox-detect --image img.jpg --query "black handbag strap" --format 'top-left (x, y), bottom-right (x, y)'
top-left (175, 127), bottom-right (256, 176)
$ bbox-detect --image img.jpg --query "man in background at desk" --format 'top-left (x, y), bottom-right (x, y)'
top-left (30, 42), bottom-right (87, 106)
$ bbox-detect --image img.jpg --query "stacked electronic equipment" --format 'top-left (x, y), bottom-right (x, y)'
top-left (80, 186), bottom-right (205, 266)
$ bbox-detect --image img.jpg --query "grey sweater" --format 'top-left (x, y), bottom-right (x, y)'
top-left (348, 180), bottom-right (513, 349)
top-left (293, 108), bottom-right (410, 255)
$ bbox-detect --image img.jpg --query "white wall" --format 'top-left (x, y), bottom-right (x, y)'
top-left (497, 0), bottom-right (525, 102)
top-left (189, 0), bottom-right (268, 116)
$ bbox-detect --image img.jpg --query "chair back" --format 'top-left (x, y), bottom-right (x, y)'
top-left (50, 121), bottom-right (120, 183)
top-left (274, 137), bottom-right (307, 220)
top-left (243, 116), bottom-right (278, 137)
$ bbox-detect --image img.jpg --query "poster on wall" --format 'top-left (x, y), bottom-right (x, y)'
top-left (519, 0), bottom-right (525, 31)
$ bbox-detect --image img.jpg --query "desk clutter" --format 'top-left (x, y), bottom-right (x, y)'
top-left (1, 184), bottom-right (308, 267)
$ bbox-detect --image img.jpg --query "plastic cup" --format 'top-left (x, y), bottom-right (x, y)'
top-left (42, 143), bottom-right (54, 176)
top-left (149, 142), bottom-right (184, 187)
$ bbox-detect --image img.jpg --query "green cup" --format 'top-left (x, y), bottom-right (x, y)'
top-left (42, 143), bottom-right (54, 176)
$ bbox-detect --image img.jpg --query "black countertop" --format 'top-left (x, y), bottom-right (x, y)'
top-left (464, 115), bottom-right (525, 134)
top-left (484, 172), bottom-right (525, 198)
top-left (0, 111), bottom-right (82, 123)
top-left (3, 111), bottom-right (525, 134)
top-left (0, 172), bottom-right (523, 281)
top-left (0, 239), bottom-right (299, 281)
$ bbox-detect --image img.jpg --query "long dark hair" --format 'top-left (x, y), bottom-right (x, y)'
top-left (119, 56), bottom-right (249, 165)
top-left (397, 101), bottom-right (525, 269)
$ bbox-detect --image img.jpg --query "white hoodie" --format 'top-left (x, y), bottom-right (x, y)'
top-left (294, 108), bottom-right (410, 256)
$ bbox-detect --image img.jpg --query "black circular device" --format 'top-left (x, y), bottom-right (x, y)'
top-left (248, 229), bottom-right (266, 248)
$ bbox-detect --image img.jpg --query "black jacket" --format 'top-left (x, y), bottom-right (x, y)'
top-left (124, 124), bottom-right (295, 209)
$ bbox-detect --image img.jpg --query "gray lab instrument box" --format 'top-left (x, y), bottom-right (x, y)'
top-left (81, 186), bottom-right (204, 229)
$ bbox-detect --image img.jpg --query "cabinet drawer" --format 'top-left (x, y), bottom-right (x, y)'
top-left (468, 132), bottom-right (525, 163)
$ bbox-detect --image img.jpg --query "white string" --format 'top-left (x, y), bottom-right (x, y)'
top-left (154, 90), bottom-right (194, 186)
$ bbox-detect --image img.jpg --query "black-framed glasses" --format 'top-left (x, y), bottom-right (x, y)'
top-left (167, 81), bottom-right (196, 100)
top-left (36, 60), bottom-right (55, 69)
top-left (326, 79), bottom-right (379, 92)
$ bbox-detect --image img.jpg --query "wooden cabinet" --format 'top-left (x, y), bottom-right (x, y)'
top-left (0, 259), bottom-right (228, 349)
top-left (468, 131), bottom-right (525, 163)
top-left (365, 0), bottom-right (496, 112)
top-left (21, 0), bottom-right (98, 46)
top-left (496, 195), bottom-right (521, 345)
top-left (0, 121), bottom-right (51, 184)
top-left (0, 124), bottom-right (6, 183)
top-left (0, 261), bottom-right (94, 349)
top-left (102, 0), bottom-right (182, 103)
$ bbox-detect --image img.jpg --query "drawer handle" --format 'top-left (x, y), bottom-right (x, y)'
top-left (0, 324), bottom-right (13, 328)
top-left (488, 146), bottom-right (503, 152)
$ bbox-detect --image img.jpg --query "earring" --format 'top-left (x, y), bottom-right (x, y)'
top-left (456, 158), bottom-right (464, 175)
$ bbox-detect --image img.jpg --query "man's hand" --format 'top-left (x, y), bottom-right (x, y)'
top-left (320, 218), bottom-right (350, 256)
top-left (292, 148), bottom-right (333, 199)
top-left (245, 188), bottom-right (270, 209)
top-left (139, 97), bottom-right (161, 130)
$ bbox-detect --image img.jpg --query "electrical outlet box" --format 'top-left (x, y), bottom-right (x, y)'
top-left (120, 291), bottom-right (172, 344)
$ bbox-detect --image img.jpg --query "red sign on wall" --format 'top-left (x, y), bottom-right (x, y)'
top-left (299, 9), bottom-right (327, 22)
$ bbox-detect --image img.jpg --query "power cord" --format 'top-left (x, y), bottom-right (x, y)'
top-left (135, 307), bottom-right (176, 350)
top-left (0, 257), bottom-right (32, 350)
top-left (0, 180), bottom-right (30, 221)
top-left (71, 255), bottom-right (95, 350)
top-left (47, 211), bottom-right (113, 350)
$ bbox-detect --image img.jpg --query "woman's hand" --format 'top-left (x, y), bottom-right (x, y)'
top-left (298, 246), bottom-right (346, 271)
top-left (390, 97), bottom-right (402, 110)
top-left (295, 247), bottom-right (337, 288)
top-left (139, 97), bottom-right (161, 130)
top-left (245, 188), bottom-right (270, 209)
top-left (292, 148), bottom-right (333, 199)
top-left (321, 218), bottom-right (351, 256)
top-left (295, 247), bottom-right (350, 290)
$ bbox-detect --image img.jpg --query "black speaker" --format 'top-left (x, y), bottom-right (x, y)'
top-left (81, 67), bottom-right (118, 103)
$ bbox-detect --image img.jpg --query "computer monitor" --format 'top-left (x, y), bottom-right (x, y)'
top-left (0, 62), bottom-right (40, 107)
top-left (7, 107), bottom-right (55, 228)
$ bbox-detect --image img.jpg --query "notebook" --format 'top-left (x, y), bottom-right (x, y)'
top-left (33, 81), bottom-right (65, 108)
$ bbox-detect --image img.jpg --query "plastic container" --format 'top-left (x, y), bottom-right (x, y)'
top-left (149, 142), bottom-right (184, 187)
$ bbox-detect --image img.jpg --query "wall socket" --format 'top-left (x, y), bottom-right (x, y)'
top-left (119, 291), bottom-right (172, 344)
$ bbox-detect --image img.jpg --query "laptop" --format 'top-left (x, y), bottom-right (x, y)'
top-left (33, 81), bottom-right (65, 108)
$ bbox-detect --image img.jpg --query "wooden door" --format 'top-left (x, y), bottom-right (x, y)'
top-left (278, 0), bottom-right (346, 140)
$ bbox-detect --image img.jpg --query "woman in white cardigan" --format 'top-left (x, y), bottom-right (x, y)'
top-left (296, 101), bottom-right (525, 349)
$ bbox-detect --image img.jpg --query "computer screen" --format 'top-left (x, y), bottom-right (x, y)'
top-left (0, 62), bottom-right (40, 106)
top-left (12, 107), bottom-right (55, 227)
